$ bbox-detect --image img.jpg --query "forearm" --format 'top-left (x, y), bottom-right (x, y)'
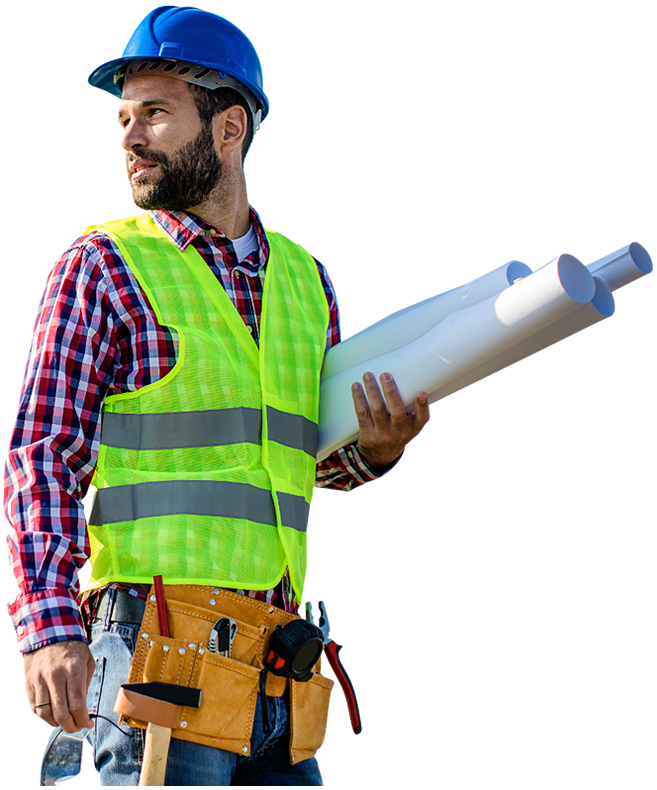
top-left (5, 439), bottom-right (94, 652)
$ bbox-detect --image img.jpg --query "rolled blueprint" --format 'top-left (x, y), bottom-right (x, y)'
top-left (317, 241), bottom-right (652, 461)
top-left (318, 255), bottom-right (595, 459)
top-left (322, 261), bottom-right (532, 378)
top-left (426, 275), bottom-right (614, 404)
top-left (587, 242), bottom-right (652, 291)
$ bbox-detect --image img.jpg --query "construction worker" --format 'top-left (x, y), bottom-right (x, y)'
top-left (5, 5), bottom-right (429, 786)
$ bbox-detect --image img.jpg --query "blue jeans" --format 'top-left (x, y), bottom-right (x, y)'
top-left (87, 588), bottom-right (323, 786)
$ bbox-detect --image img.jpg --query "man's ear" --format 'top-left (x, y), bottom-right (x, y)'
top-left (213, 105), bottom-right (248, 158)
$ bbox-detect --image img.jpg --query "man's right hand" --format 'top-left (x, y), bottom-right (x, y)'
top-left (24, 640), bottom-right (95, 732)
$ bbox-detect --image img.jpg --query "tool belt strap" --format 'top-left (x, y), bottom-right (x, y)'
top-left (94, 587), bottom-right (147, 625)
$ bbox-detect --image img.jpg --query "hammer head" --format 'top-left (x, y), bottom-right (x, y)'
top-left (115, 682), bottom-right (202, 729)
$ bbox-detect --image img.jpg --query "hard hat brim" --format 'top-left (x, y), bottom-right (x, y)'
top-left (88, 57), bottom-right (134, 99)
top-left (88, 56), bottom-right (270, 120)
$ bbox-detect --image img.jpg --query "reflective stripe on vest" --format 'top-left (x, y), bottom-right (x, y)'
top-left (86, 214), bottom-right (329, 598)
top-left (99, 406), bottom-right (318, 456)
top-left (90, 480), bottom-right (310, 532)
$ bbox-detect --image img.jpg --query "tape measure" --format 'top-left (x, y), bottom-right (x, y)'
top-left (264, 619), bottom-right (324, 682)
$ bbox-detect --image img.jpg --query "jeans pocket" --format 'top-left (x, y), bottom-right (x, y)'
top-left (87, 633), bottom-right (144, 783)
top-left (109, 621), bottom-right (140, 653)
top-left (87, 656), bottom-right (106, 717)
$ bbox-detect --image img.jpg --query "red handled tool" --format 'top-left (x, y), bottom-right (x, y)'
top-left (306, 601), bottom-right (362, 734)
top-left (153, 574), bottom-right (170, 637)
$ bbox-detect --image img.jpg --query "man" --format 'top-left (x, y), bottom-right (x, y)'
top-left (5, 6), bottom-right (429, 785)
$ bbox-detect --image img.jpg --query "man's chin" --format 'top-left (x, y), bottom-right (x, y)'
top-left (131, 194), bottom-right (190, 212)
top-left (131, 188), bottom-right (167, 211)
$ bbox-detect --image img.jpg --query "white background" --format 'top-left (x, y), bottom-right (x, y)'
top-left (1, 1), bottom-right (655, 787)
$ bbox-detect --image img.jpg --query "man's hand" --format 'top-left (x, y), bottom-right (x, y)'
top-left (24, 640), bottom-right (95, 733)
top-left (351, 371), bottom-right (430, 470)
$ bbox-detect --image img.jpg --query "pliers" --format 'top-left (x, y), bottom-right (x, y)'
top-left (306, 601), bottom-right (362, 734)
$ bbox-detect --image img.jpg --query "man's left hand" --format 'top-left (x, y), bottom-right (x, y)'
top-left (351, 371), bottom-right (430, 471)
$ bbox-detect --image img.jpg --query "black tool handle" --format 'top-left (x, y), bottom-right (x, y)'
top-left (324, 640), bottom-right (362, 734)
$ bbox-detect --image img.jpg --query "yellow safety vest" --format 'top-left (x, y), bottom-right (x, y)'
top-left (86, 214), bottom-right (329, 601)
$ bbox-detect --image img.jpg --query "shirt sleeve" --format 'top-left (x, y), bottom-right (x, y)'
top-left (4, 236), bottom-right (136, 653)
top-left (312, 258), bottom-right (389, 490)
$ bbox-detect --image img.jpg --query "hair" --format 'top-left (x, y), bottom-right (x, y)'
top-left (187, 82), bottom-right (254, 163)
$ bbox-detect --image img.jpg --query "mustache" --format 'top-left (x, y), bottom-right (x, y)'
top-left (127, 148), bottom-right (170, 166)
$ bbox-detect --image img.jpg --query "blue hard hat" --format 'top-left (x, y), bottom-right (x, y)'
top-left (88, 6), bottom-right (269, 123)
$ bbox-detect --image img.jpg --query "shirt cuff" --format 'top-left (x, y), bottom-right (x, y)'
top-left (8, 589), bottom-right (87, 654)
top-left (316, 442), bottom-right (404, 491)
top-left (355, 445), bottom-right (404, 478)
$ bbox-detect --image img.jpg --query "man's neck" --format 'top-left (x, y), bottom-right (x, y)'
top-left (187, 174), bottom-right (251, 238)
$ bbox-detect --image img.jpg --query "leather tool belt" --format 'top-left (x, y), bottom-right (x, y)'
top-left (114, 585), bottom-right (334, 765)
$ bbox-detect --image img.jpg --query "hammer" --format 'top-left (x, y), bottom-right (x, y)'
top-left (115, 681), bottom-right (202, 785)
top-left (114, 577), bottom-right (202, 785)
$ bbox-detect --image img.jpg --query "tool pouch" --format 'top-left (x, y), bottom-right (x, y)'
top-left (115, 585), bottom-right (333, 764)
top-left (289, 670), bottom-right (335, 765)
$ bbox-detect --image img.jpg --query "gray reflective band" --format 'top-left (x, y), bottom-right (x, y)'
top-left (90, 480), bottom-right (309, 533)
top-left (266, 407), bottom-right (318, 457)
top-left (100, 409), bottom-right (261, 451)
top-left (101, 407), bottom-right (317, 456)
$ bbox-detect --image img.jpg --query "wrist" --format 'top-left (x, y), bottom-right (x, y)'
top-left (357, 445), bottom-right (404, 475)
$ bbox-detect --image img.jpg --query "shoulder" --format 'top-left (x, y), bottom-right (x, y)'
top-left (51, 217), bottom-right (145, 284)
top-left (263, 227), bottom-right (309, 256)
top-left (262, 227), bottom-right (337, 299)
top-left (43, 220), bottom-right (148, 318)
top-left (263, 228), bottom-right (328, 276)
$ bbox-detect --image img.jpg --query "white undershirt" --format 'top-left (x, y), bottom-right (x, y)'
top-left (230, 223), bottom-right (258, 264)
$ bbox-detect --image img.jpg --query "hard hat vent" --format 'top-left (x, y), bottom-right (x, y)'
top-left (119, 59), bottom-right (263, 132)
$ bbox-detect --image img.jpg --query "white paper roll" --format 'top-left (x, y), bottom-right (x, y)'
top-left (318, 255), bottom-right (595, 459)
top-left (322, 261), bottom-right (532, 379)
top-left (426, 275), bottom-right (614, 405)
top-left (317, 242), bottom-right (651, 461)
top-left (587, 242), bottom-right (652, 291)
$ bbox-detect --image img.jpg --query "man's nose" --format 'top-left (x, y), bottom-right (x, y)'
top-left (122, 119), bottom-right (149, 151)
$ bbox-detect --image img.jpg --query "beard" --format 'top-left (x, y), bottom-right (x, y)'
top-left (127, 123), bottom-right (222, 211)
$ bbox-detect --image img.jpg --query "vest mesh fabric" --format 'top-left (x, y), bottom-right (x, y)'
top-left (87, 214), bottom-right (329, 600)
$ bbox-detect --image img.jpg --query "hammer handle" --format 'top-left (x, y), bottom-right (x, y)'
top-left (139, 722), bottom-right (172, 786)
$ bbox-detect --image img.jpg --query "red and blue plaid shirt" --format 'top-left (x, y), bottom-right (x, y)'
top-left (5, 208), bottom-right (380, 653)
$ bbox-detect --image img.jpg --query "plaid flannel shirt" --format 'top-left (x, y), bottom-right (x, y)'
top-left (5, 208), bottom-right (381, 653)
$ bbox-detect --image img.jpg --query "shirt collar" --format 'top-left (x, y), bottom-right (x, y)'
top-left (148, 207), bottom-right (270, 270)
